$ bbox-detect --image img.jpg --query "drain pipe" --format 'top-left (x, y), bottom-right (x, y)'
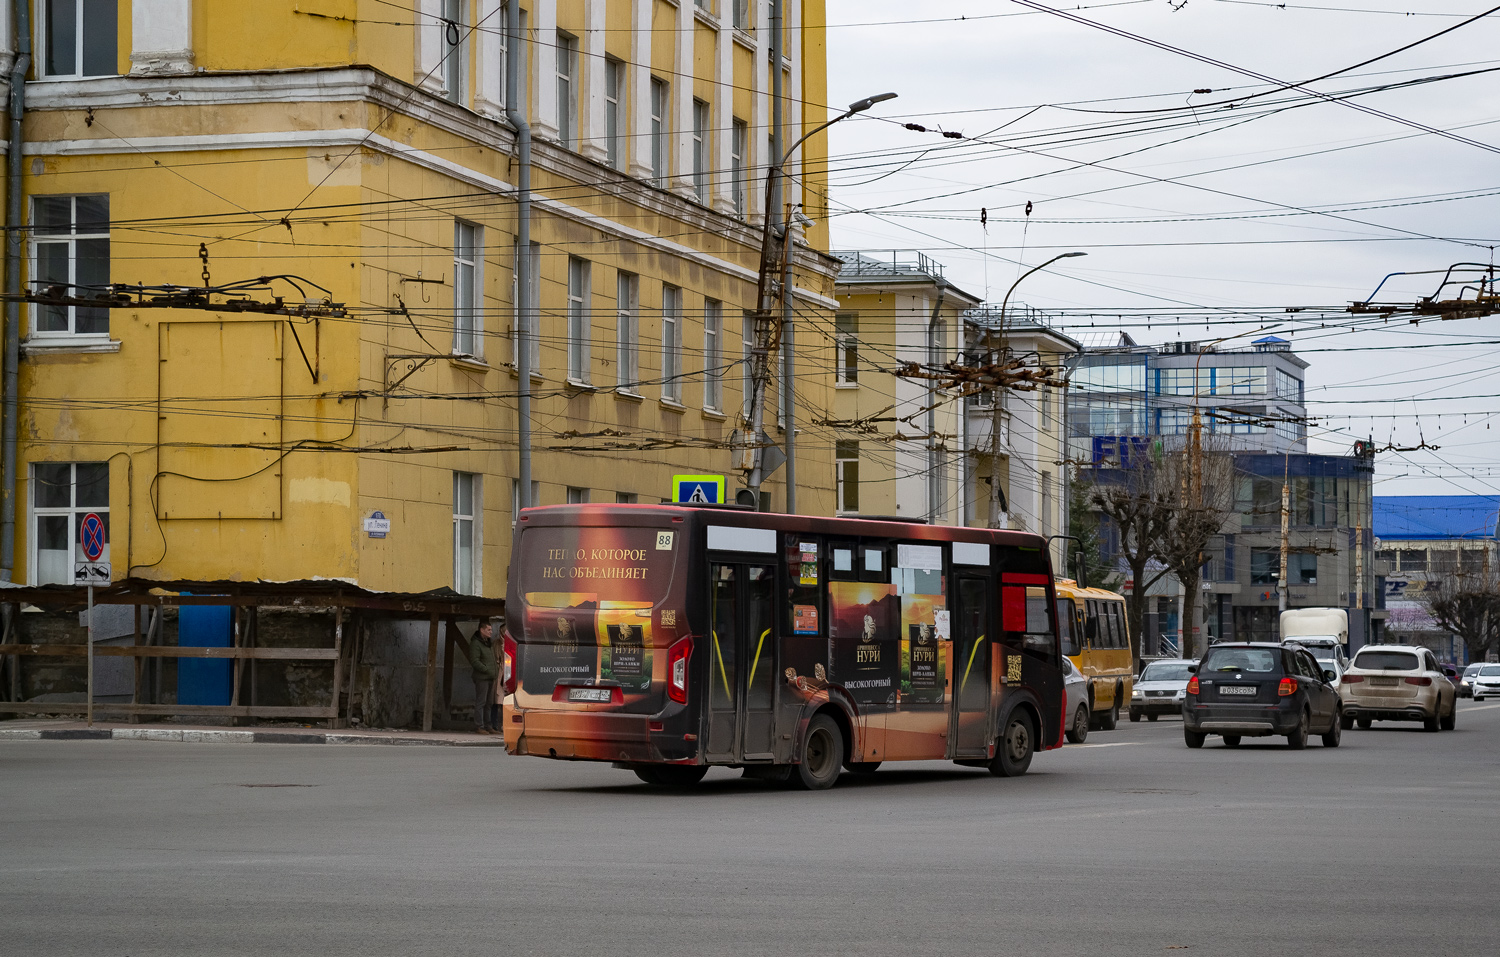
top-left (2, 0), bottom-right (32, 581)
top-left (506, 0), bottom-right (532, 511)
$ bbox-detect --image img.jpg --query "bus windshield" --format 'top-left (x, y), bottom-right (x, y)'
top-left (514, 524), bottom-right (683, 709)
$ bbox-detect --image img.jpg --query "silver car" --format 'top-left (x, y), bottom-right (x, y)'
top-left (1130, 658), bottom-right (1195, 721)
top-left (1471, 664), bottom-right (1500, 701)
top-left (1063, 656), bottom-right (1091, 743)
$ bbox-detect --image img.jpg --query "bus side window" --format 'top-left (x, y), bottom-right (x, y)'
top-left (1056, 598), bottom-right (1079, 657)
top-left (1111, 603), bottom-right (1129, 650)
top-left (1084, 599), bottom-right (1099, 648)
top-left (829, 543), bottom-right (857, 582)
top-left (860, 543), bottom-right (888, 583)
top-left (1101, 603), bottom-right (1118, 649)
top-left (783, 534), bottom-right (823, 636)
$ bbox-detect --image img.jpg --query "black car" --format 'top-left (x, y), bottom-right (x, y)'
top-left (1182, 642), bottom-right (1342, 749)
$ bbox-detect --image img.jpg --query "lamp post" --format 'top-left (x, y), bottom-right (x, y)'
top-left (986, 251), bottom-right (1086, 528)
top-left (740, 92), bottom-right (898, 508)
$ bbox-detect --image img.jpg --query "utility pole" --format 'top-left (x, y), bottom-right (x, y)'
top-left (506, 0), bottom-right (533, 511)
top-left (986, 252), bottom-right (1086, 528)
top-left (1279, 474), bottom-right (1291, 614)
top-left (1355, 523), bottom-right (1364, 612)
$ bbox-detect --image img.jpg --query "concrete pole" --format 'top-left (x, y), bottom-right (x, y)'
top-left (1279, 480), bottom-right (1290, 614)
top-left (507, 0), bottom-right (533, 510)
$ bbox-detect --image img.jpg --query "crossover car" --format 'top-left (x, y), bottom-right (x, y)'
top-left (1130, 658), bottom-right (1195, 721)
top-left (1340, 645), bottom-right (1456, 731)
top-left (1182, 642), bottom-right (1342, 749)
top-left (1471, 663), bottom-right (1500, 701)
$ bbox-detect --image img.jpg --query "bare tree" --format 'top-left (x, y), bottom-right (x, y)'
top-left (1422, 569), bottom-right (1500, 663)
top-left (1087, 452), bottom-right (1173, 667)
top-left (1152, 441), bottom-right (1236, 660)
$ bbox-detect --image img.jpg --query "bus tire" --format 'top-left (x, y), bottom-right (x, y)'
top-left (1101, 692), bottom-right (1119, 731)
top-left (844, 761), bottom-right (882, 774)
top-left (989, 709), bottom-right (1036, 778)
top-left (793, 715), bottom-right (843, 790)
top-left (634, 765), bottom-right (708, 788)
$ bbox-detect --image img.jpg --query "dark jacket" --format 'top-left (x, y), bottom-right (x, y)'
top-left (469, 634), bottom-right (499, 680)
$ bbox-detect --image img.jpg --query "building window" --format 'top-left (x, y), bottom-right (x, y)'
top-left (454, 220), bottom-right (481, 357)
top-left (731, 118), bottom-right (748, 216)
top-left (43, 0), bottom-right (118, 78)
top-left (453, 472), bottom-right (479, 595)
top-left (1215, 366), bottom-right (1267, 395)
top-left (31, 462), bottom-right (108, 586)
top-left (604, 57), bottom-right (625, 171)
top-left (31, 195), bottom-right (110, 338)
top-left (1399, 549), bottom-right (1427, 573)
top-left (512, 240), bottom-right (540, 372)
top-left (567, 256), bottom-right (591, 383)
top-left (732, 0), bottom-right (750, 30)
top-left (1250, 548), bottom-right (1279, 585)
top-left (1275, 368), bottom-right (1304, 403)
top-left (1155, 368), bottom-right (1207, 397)
top-left (704, 299), bottom-right (723, 411)
top-left (511, 478), bottom-right (539, 523)
top-left (615, 271), bottom-right (639, 391)
top-left (556, 31), bottom-right (578, 148)
top-left (442, 0), bottom-right (468, 105)
top-left (497, 3), bottom-right (509, 108)
top-left (1291, 553), bottom-right (1318, 584)
top-left (835, 312), bottom-right (858, 384)
top-left (650, 77), bottom-right (669, 183)
top-left (615, 492), bottom-right (637, 504)
top-left (692, 98), bottom-right (710, 202)
top-left (661, 285), bottom-right (682, 402)
top-left (566, 487), bottom-right (589, 504)
top-left (836, 441), bottom-right (860, 514)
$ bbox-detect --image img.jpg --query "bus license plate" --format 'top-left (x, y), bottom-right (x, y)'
top-left (1220, 685), bottom-right (1257, 696)
top-left (569, 687), bottom-right (613, 703)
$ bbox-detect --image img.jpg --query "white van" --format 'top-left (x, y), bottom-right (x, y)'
top-left (1281, 608), bottom-right (1349, 683)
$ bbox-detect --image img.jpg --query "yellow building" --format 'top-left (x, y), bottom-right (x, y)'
top-left (0, 0), bottom-right (839, 595)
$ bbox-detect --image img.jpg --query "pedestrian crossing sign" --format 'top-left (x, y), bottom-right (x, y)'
top-left (672, 474), bottom-right (725, 505)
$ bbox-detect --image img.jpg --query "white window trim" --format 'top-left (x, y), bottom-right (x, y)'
top-left (453, 471), bottom-right (481, 595)
top-left (567, 256), bottom-right (591, 385)
top-left (661, 285), bottom-right (682, 402)
top-left (29, 461), bottom-right (110, 586)
top-left (703, 298), bottom-right (723, 412)
top-left (616, 271), bottom-right (639, 393)
top-left (441, 0), bottom-right (469, 106)
top-left (28, 194), bottom-right (111, 340)
top-left (37, 0), bottom-right (119, 80)
top-left (453, 219), bottom-right (483, 359)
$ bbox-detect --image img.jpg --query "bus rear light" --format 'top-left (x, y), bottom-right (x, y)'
top-left (502, 631), bottom-right (518, 695)
top-left (1186, 676), bottom-right (1199, 695)
top-left (1278, 677), bottom-right (1298, 696)
top-left (1405, 676), bottom-right (1432, 686)
top-left (667, 636), bottom-right (693, 704)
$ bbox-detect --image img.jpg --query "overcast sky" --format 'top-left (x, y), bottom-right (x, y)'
top-left (825, 0), bottom-right (1500, 498)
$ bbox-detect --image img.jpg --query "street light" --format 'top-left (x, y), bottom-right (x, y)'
top-left (741, 92), bottom-right (898, 509)
top-left (986, 251), bottom-right (1087, 528)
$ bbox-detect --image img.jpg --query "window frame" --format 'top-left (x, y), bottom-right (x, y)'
top-left (834, 312), bottom-right (858, 385)
top-left (703, 298), bottom-right (723, 412)
top-left (650, 77), bottom-right (669, 184)
top-left (731, 118), bottom-right (748, 216)
top-left (691, 98), bottom-right (710, 202)
top-left (29, 461), bottom-right (109, 586)
top-left (556, 30), bottom-right (579, 149)
top-left (40, 0), bottom-right (119, 79)
top-left (566, 256), bottom-right (591, 384)
top-left (616, 270), bottom-right (639, 392)
top-left (441, 0), bottom-right (469, 106)
top-left (29, 194), bottom-right (111, 340)
top-left (453, 219), bottom-right (482, 358)
top-left (835, 440), bottom-right (860, 514)
top-left (453, 471), bottom-right (480, 595)
top-left (661, 284), bottom-right (683, 402)
top-left (604, 57), bottom-right (625, 171)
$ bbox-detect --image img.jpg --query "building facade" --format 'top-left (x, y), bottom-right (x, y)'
top-left (1, 0), bottom-right (837, 597)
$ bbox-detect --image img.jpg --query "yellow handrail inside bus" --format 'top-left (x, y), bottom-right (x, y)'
top-left (712, 629), bottom-right (731, 699)
top-left (746, 628), bottom-right (770, 691)
top-left (959, 632), bottom-right (987, 696)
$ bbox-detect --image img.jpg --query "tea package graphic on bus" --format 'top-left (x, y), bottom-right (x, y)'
top-left (503, 505), bottom-right (1065, 789)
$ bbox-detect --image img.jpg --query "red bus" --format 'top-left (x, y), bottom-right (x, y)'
top-left (502, 505), bottom-right (1066, 789)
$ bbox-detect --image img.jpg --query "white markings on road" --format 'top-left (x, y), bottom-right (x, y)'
top-left (1459, 702), bottom-right (1500, 712)
top-left (1067, 741), bottom-right (1142, 749)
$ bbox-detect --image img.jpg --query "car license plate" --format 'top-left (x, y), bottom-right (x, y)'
top-left (1371, 677), bottom-right (1398, 686)
top-left (1219, 685), bottom-right (1257, 696)
top-left (568, 687), bottom-right (613, 703)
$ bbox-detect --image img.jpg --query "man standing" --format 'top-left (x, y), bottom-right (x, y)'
top-left (469, 620), bottom-right (500, 735)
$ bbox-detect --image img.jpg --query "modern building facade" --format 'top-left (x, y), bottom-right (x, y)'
top-left (1, 0), bottom-right (838, 597)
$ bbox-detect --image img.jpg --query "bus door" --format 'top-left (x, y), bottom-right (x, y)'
top-left (705, 562), bottom-right (777, 762)
top-left (951, 574), bottom-right (992, 757)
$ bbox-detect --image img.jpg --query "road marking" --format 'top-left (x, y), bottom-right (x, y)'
top-left (1068, 741), bottom-right (1142, 749)
top-left (1460, 702), bottom-right (1500, 712)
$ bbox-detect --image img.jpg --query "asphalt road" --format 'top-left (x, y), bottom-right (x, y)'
top-left (4, 703), bottom-right (1499, 957)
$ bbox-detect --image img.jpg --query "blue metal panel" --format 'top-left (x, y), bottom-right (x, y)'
top-left (177, 604), bottom-right (232, 706)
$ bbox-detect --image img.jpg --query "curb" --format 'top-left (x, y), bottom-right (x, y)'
top-left (0, 727), bottom-right (506, 747)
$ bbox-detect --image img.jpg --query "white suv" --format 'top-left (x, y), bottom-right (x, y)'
top-left (1471, 663), bottom-right (1500, 700)
top-left (1340, 645), bottom-right (1456, 732)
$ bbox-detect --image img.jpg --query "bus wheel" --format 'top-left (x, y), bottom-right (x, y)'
top-left (634, 765), bottom-right (708, 787)
top-left (844, 761), bottom-right (882, 774)
top-left (989, 710), bottom-right (1035, 778)
top-left (1101, 691), bottom-right (1120, 731)
top-left (793, 715), bottom-right (844, 790)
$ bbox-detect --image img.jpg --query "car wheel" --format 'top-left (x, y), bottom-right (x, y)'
top-left (844, 761), bottom-right (882, 774)
top-left (634, 765), bottom-right (708, 787)
top-left (1476, 695), bottom-right (1485, 702)
top-left (1147, 713), bottom-right (1158, 722)
top-left (1357, 717), bottom-right (1372, 729)
top-left (990, 709), bottom-right (1036, 777)
top-left (1184, 729), bottom-right (1206, 749)
top-left (1223, 735), bottom-right (1241, 747)
top-left (1066, 704), bottom-right (1089, 744)
top-left (1422, 708), bottom-right (1440, 733)
top-left (1440, 700), bottom-right (1456, 731)
top-left (1129, 709), bottom-right (1141, 723)
top-left (1321, 711), bottom-right (1342, 748)
top-left (1286, 710), bottom-right (1309, 750)
top-left (1340, 713), bottom-right (1354, 731)
top-left (793, 715), bottom-right (844, 790)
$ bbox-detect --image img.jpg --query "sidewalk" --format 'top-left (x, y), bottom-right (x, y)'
top-left (0, 718), bottom-right (506, 747)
